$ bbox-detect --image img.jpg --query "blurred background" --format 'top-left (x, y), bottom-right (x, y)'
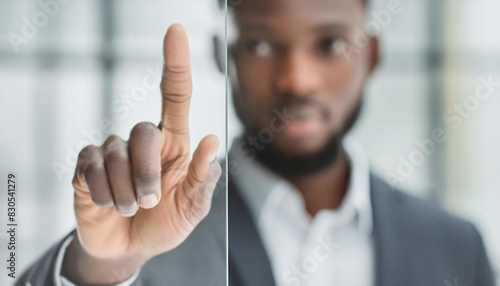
top-left (0, 0), bottom-right (225, 285)
top-left (358, 0), bottom-right (500, 282)
top-left (226, 0), bottom-right (500, 283)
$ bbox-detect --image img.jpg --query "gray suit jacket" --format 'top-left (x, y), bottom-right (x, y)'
top-left (16, 173), bottom-right (496, 286)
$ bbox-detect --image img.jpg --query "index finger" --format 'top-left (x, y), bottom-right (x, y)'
top-left (160, 24), bottom-right (192, 135)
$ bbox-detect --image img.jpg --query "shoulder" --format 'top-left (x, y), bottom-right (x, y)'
top-left (370, 174), bottom-right (482, 251)
top-left (371, 174), bottom-right (496, 285)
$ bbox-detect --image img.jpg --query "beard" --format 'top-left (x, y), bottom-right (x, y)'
top-left (241, 97), bottom-right (363, 179)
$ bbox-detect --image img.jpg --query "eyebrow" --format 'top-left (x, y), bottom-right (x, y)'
top-left (238, 23), bottom-right (353, 34)
top-left (315, 23), bottom-right (354, 32)
top-left (238, 24), bottom-right (275, 34)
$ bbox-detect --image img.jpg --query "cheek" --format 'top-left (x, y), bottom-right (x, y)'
top-left (233, 62), bottom-right (276, 131)
top-left (322, 60), bottom-right (365, 128)
top-left (238, 62), bottom-right (275, 111)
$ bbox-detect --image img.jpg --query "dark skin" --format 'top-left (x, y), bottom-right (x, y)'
top-left (60, 0), bottom-right (378, 284)
top-left (230, 0), bottom-right (379, 215)
top-left (61, 25), bottom-right (222, 284)
top-left (292, 151), bottom-right (351, 215)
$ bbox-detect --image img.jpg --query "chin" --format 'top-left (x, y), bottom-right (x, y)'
top-left (273, 133), bottom-right (331, 156)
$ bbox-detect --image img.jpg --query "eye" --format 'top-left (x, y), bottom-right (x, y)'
top-left (319, 37), bottom-right (346, 55)
top-left (244, 39), bottom-right (273, 57)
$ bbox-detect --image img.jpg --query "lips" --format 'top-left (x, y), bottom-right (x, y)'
top-left (286, 106), bottom-right (323, 121)
top-left (282, 108), bottom-right (323, 137)
top-left (270, 99), bottom-right (329, 138)
top-left (282, 98), bottom-right (329, 121)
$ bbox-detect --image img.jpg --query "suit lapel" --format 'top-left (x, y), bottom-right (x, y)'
top-left (370, 174), bottom-right (415, 286)
top-left (228, 175), bottom-right (276, 286)
top-left (228, 171), bottom-right (414, 286)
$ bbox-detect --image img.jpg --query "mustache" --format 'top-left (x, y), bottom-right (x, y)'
top-left (275, 97), bottom-right (330, 121)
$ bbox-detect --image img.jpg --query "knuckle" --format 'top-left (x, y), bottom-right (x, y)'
top-left (190, 170), bottom-right (205, 186)
top-left (79, 145), bottom-right (99, 160)
top-left (161, 66), bottom-right (192, 98)
top-left (162, 65), bottom-right (191, 81)
top-left (161, 124), bottom-right (188, 135)
top-left (161, 91), bottom-right (191, 104)
top-left (103, 134), bottom-right (124, 147)
top-left (133, 170), bottom-right (159, 186)
top-left (104, 148), bottom-right (128, 164)
top-left (84, 160), bottom-right (104, 178)
top-left (130, 121), bottom-right (159, 140)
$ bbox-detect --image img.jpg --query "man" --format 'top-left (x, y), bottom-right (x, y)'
top-left (17, 0), bottom-right (496, 285)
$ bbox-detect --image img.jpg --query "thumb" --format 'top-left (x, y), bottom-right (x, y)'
top-left (180, 134), bottom-right (221, 213)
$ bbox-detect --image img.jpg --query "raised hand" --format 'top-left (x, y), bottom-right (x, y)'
top-left (63, 24), bottom-right (222, 284)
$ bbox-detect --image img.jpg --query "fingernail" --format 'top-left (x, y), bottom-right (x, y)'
top-left (139, 194), bottom-right (158, 209)
top-left (118, 203), bottom-right (139, 217)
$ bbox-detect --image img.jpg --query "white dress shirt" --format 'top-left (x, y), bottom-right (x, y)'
top-left (56, 136), bottom-right (374, 286)
top-left (230, 136), bottom-right (375, 286)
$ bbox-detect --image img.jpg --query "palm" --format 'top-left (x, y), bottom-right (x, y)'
top-left (129, 152), bottom-right (197, 256)
top-left (73, 25), bottom-right (220, 261)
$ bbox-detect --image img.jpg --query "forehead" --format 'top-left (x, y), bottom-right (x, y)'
top-left (233, 0), bottom-right (365, 29)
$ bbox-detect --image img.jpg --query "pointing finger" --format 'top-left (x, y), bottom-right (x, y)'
top-left (160, 24), bottom-right (192, 136)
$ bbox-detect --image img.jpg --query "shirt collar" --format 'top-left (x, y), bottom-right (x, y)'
top-left (229, 135), bottom-right (373, 235)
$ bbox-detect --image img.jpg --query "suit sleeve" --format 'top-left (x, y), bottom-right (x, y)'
top-left (15, 230), bottom-right (144, 286)
top-left (471, 224), bottom-right (497, 286)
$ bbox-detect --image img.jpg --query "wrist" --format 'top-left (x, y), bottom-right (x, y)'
top-left (61, 235), bottom-right (151, 285)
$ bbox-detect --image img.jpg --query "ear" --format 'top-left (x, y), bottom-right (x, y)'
top-left (212, 35), bottom-right (225, 74)
top-left (367, 36), bottom-right (380, 76)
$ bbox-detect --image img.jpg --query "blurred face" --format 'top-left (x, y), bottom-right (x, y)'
top-left (230, 0), bottom-right (377, 157)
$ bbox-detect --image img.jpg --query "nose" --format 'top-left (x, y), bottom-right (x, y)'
top-left (275, 49), bottom-right (322, 97)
